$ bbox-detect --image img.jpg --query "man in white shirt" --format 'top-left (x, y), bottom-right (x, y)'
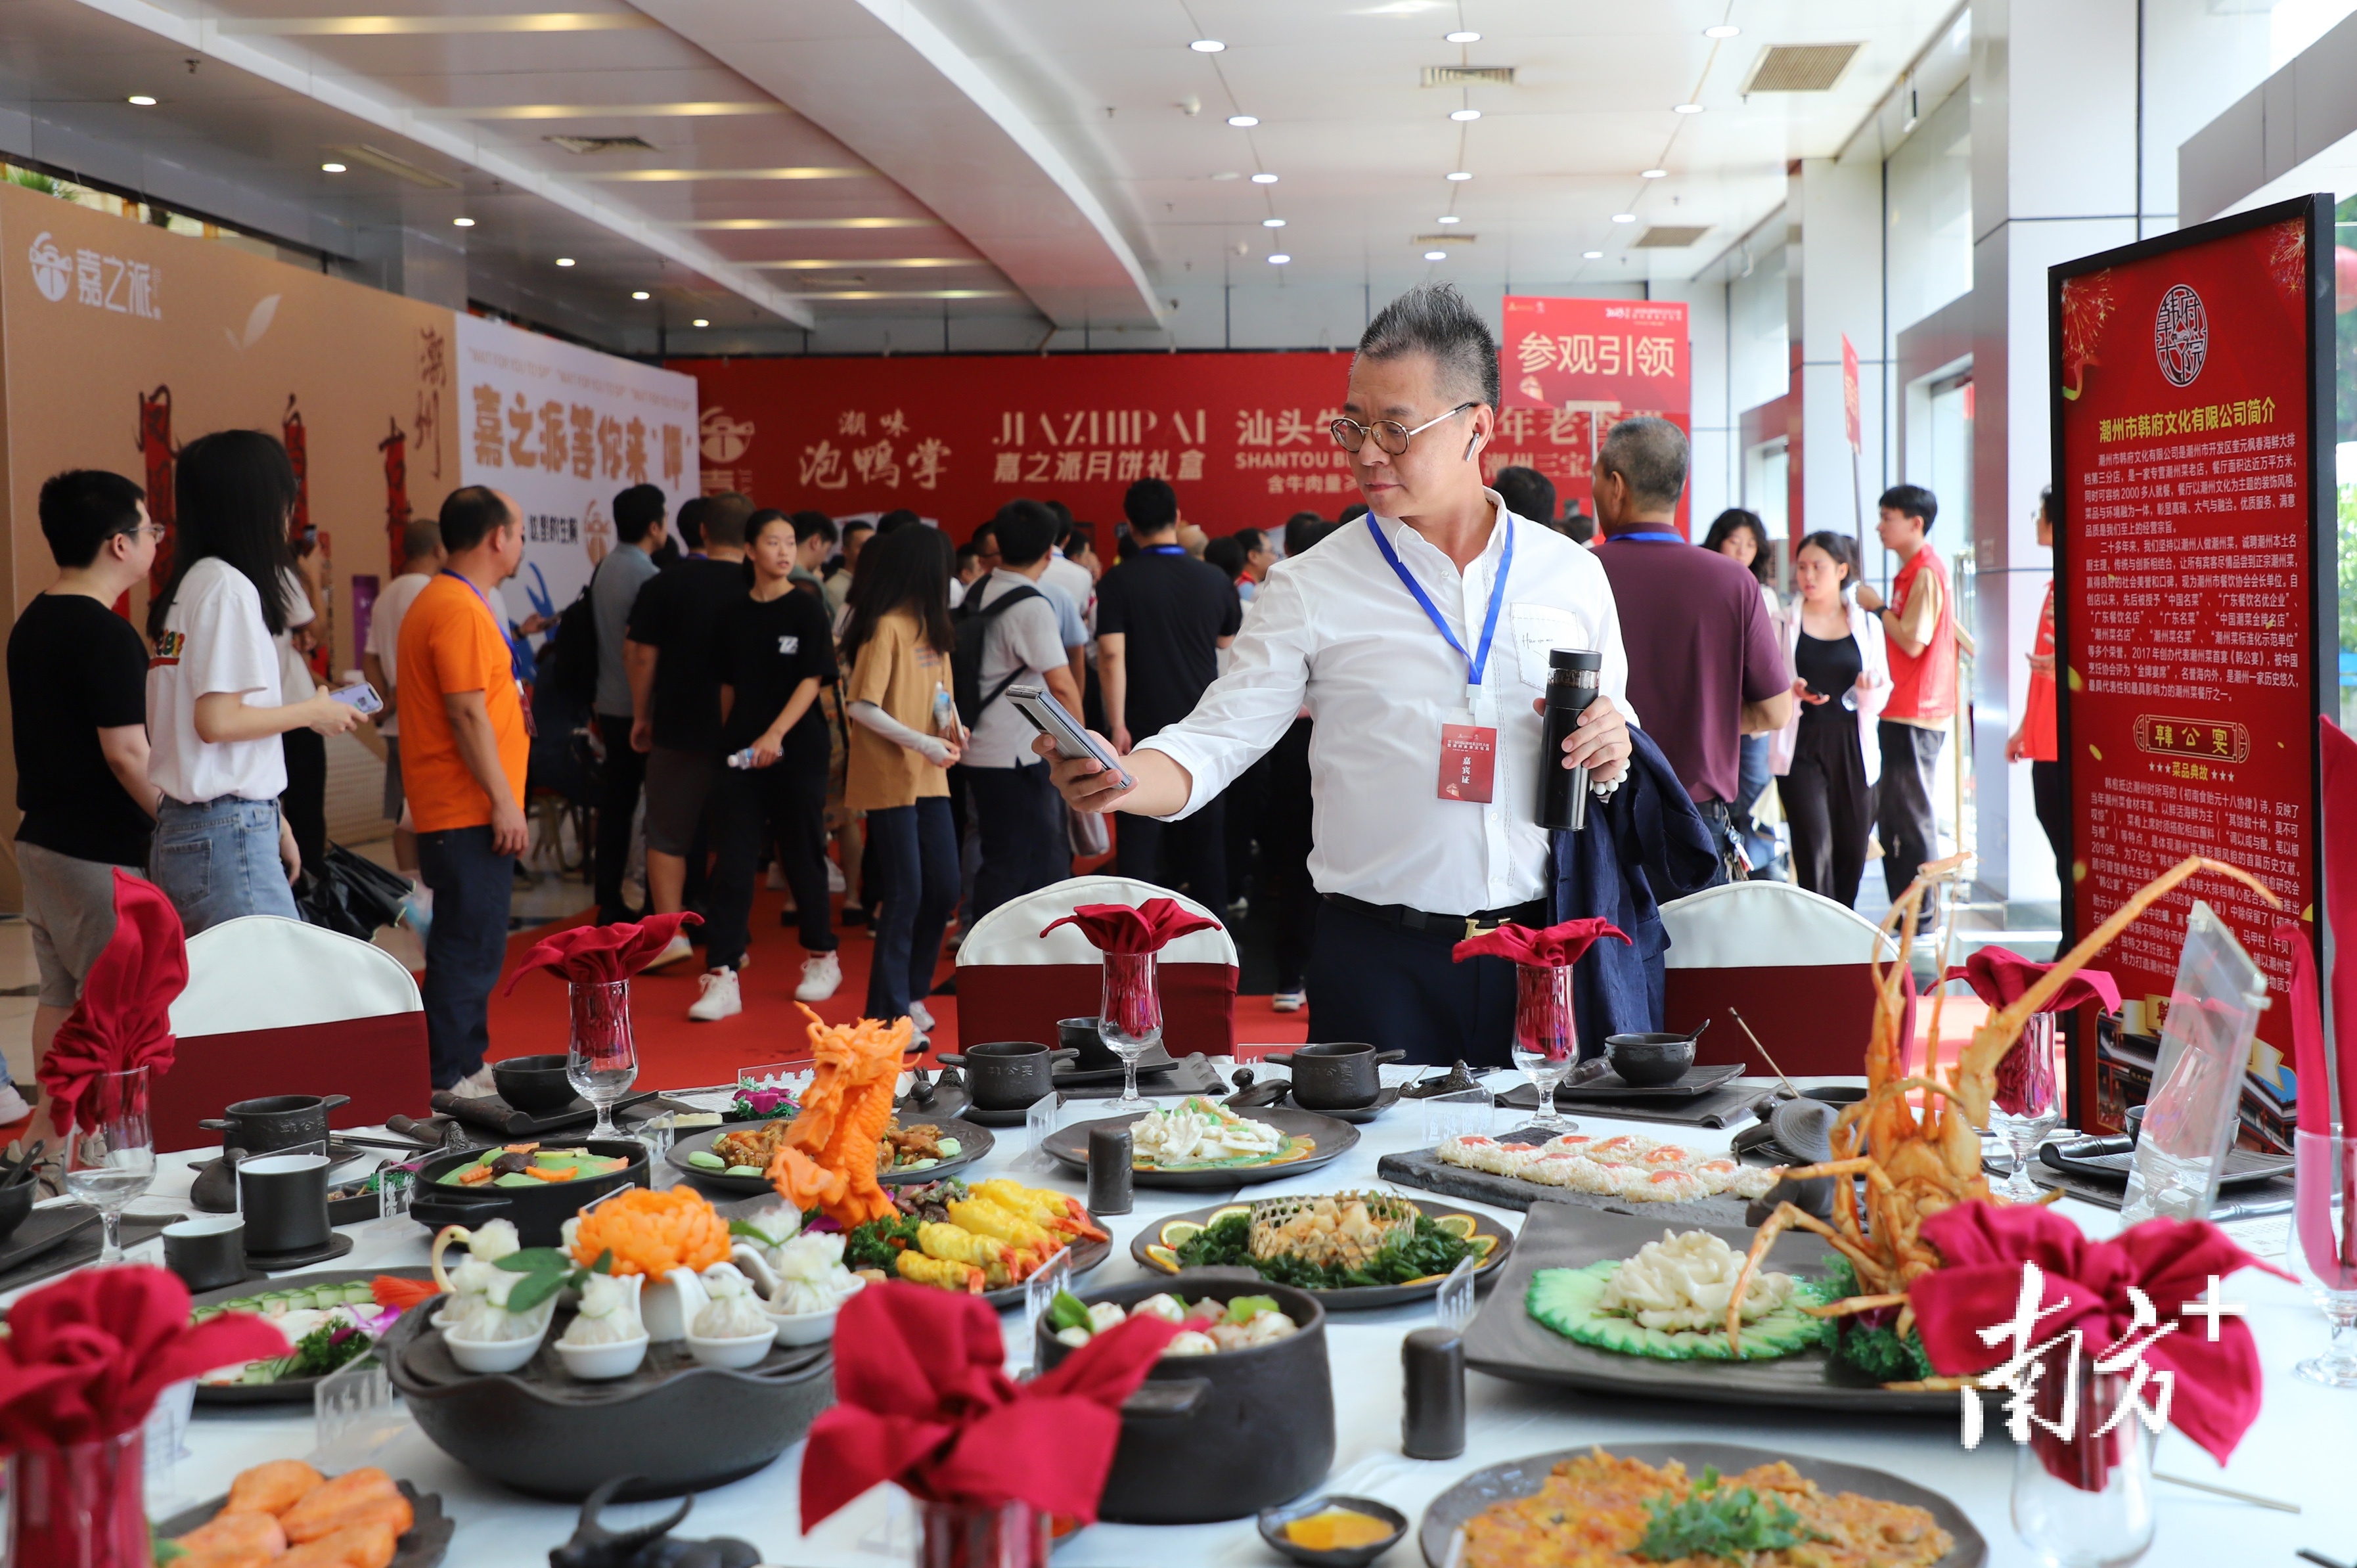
top-left (362, 516), bottom-right (445, 889)
top-left (1040, 282), bottom-right (1634, 1065)
top-left (965, 500), bottom-right (1086, 920)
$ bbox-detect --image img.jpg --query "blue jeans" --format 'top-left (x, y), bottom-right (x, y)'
top-left (1732, 732), bottom-right (1778, 879)
top-left (416, 825), bottom-right (515, 1088)
top-left (863, 798), bottom-right (958, 1023)
top-left (148, 795), bottom-right (298, 936)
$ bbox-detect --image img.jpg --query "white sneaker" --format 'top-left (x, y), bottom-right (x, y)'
top-left (455, 1065), bottom-right (499, 1098)
top-left (0, 1086), bottom-right (32, 1123)
top-left (1270, 989), bottom-right (1306, 1013)
top-left (796, 952), bottom-right (843, 1002)
top-left (909, 999), bottom-right (936, 1033)
top-left (689, 968), bottom-right (742, 1021)
top-left (826, 860), bottom-right (846, 893)
top-left (643, 933), bottom-right (697, 970)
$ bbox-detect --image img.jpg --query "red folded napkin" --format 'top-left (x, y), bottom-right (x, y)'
top-left (2323, 717), bottom-right (2357, 1129)
top-left (1907, 1201), bottom-right (2289, 1481)
top-left (39, 870), bottom-right (184, 1136)
top-left (0, 1266), bottom-right (284, 1450)
top-left (1944, 947), bottom-right (2122, 1016)
top-left (1452, 917), bottom-right (1630, 968)
top-left (1039, 899), bottom-right (1219, 954)
top-left (800, 1282), bottom-right (1178, 1529)
top-left (502, 910), bottom-right (702, 993)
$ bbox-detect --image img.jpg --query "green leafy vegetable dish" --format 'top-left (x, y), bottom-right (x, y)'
top-left (1149, 1192), bottom-right (1491, 1291)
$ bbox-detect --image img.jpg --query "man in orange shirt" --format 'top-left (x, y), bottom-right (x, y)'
top-left (398, 487), bottom-right (529, 1092)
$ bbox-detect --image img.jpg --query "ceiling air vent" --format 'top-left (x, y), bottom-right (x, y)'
top-left (1741, 43), bottom-right (1862, 93)
top-left (322, 143), bottom-right (459, 189)
top-left (545, 135), bottom-right (658, 154)
top-left (1420, 65), bottom-right (1515, 87)
top-left (1414, 232), bottom-right (1475, 245)
top-left (1635, 226), bottom-right (1711, 249)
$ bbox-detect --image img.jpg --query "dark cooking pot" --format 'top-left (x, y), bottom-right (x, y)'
top-left (490, 1054), bottom-right (579, 1114)
top-left (197, 1094), bottom-right (351, 1154)
top-left (933, 1042), bottom-right (1078, 1111)
top-left (1058, 1016), bottom-right (1116, 1070)
top-left (1035, 1270), bottom-right (1332, 1524)
top-left (1263, 1043), bottom-right (1404, 1111)
top-left (408, 1138), bottom-right (648, 1247)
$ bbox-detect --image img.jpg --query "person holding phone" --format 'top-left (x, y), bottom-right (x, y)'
top-left (145, 431), bottom-right (362, 935)
top-left (840, 526), bottom-right (963, 1032)
top-left (1768, 531), bottom-right (1889, 907)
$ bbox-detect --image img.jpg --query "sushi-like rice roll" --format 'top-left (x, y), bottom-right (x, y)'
top-left (1688, 1157), bottom-right (1745, 1192)
top-left (1520, 1153), bottom-right (1593, 1188)
top-left (1583, 1135), bottom-right (1655, 1166)
top-left (1724, 1164), bottom-right (1782, 1200)
top-left (1616, 1166), bottom-right (1710, 1203)
top-left (1438, 1136), bottom-right (1534, 1177)
top-left (1538, 1133), bottom-right (1596, 1157)
top-left (1636, 1143), bottom-right (1697, 1170)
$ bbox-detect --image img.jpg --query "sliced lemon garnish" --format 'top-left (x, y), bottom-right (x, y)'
top-left (1143, 1243), bottom-right (1182, 1272)
top-left (1158, 1221), bottom-right (1205, 1248)
top-left (1433, 1214), bottom-right (1477, 1239)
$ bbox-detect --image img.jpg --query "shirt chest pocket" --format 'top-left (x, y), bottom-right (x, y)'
top-left (1508, 603), bottom-right (1585, 689)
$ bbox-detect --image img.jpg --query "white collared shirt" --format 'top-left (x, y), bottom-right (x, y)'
top-left (1137, 491), bottom-right (1632, 914)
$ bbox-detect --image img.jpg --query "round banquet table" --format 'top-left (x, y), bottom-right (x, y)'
top-left (56, 1063), bottom-right (2352, 1568)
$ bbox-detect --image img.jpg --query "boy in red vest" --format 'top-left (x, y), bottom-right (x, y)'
top-left (1854, 484), bottom-right (1955, 899)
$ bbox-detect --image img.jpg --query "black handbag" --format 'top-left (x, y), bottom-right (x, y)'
top-left (294, 841), bottom-right (415, 939)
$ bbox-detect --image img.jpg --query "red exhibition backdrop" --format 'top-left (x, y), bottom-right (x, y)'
top-left (1499, 295), bottom-right (1692, 535)
top-left (673, 352), bottom-right (1377, 540)
top-left (2052, 197), bottom-right (2327, 1091)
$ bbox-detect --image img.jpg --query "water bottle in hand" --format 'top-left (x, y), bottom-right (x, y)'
top-left (726, 747), bottom-right (756, 769)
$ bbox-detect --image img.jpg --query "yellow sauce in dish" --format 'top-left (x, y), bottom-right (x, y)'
top-left (1284, 1508), bottom-right (1396, 1552)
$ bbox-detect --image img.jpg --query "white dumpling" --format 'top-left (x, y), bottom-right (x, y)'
top-left (770, 1234), bottom-right (859, 1316)
top-left (466, 1219), bottom-right (522, 1263)
top-left (692, 1268), bottom-right (772, 1339)
top-left (560, 1274), bottom-right (644, 1347)
top-left (1131, 1293), bottom-right (1187, 1324)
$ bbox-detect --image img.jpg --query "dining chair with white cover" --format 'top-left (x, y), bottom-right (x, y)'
top-left (1659, 882), bottom-right (1914, 1079)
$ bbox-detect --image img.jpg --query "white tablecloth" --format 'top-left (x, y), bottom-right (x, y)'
top-left (72, 1069), bottom-right (2352, 1568)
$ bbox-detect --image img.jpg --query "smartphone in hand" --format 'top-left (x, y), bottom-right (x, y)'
top-left (328, 681), bottom-right (384, 717)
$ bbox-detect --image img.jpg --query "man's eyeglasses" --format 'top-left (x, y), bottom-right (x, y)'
top-left (120, 524), bottom-right (168, 543)
top-left (1328, 401), bottom-right (1477, 456)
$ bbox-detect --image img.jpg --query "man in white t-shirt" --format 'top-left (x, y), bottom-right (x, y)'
top-left (963, 501), bottom-right (1084, 922)
top-left (363, 517), bottom-right (445, 907)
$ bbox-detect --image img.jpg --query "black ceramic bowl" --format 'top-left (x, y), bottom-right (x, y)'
top-left (1035, 1270), bottom-right (1333, 1524)
top-left (1257, 1494), bottom-right (1408, 1568)
top-left (0, 1171), bottom-right (35, 1245)
top-left (407, 1138), bottom-right (647, 1247)
top-left (1803, 1084), bottom-right (1869, 1108)
top-left (1605, 1033), bottom-right (1697, 1087)
top-left (491, 1054), bottom-right (579, 1114)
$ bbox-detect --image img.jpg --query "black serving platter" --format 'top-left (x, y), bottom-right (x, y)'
top-left (1417, 1441), bottom-right (1986, 1568)
top-left (665, 1119), bottom-right (994, 1196)
top-left (1459, 1203), bottom-right (1953, 1415)
top-left (1051, 1041), bottom-right (1177, 1086)
top-left (1553, 1061), bottom-right (1746, 1102)
top-left (0, 1204), bottom-right (99, 1276)
top-left (1042, 1106), bottom-right (1359, 1190)
top-left (2040, 1134), bottom-right (2292, 1189)
top-left (156, 1478), bottom-right (453, 1568)
top-left (1129, 1196), bottom-right (1511, 1309)
top-left (191, 1268), bottom-right (436, 1406)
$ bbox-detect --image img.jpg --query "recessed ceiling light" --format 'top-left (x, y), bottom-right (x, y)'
top-left (1640, 168), bottom-right (1668, 179)
top-left (1583, 250), bottom-right (1603, 259)
top-left (1445, 29), bottom-right (1481, 42)
top-left (692, 318), bottom-right (709, 327)
top-left (1251, 172), bottom-right (1278, 184)
top-left (1268, 252), bottom-right (1290, 265)
top-left (127, 95), bottom-right (156, 106)
top-left (555, 257), bottom-right (575, 267)
top-left (1446, 170), bottom-right (1473, 181)
top-left (1612, 212), bottom-right (1636, 223)
top-left (1424, 250), bottom-right (1448, 261)
top-left (631, 290), bottom-right (650, 300)
top-left (1190, 38), bottom-right (1225, 52)
top-left (1263, 217), bottom-right (1286, 228)
top-left (1437, 215), bottom-right (1461, 224)
top-left (1227, 114), bottom-right (1258, 127)
top-left (1704, 24), bottom-right (1740, 38)
top-left (1673, 102), bottom-right (1704, 114)
top-left (320, 162), bottom-right (347, 173)
top-left (451, 216), bottom-right (475, 226)
top-left (1449, 107), bottom-right (1481, 122)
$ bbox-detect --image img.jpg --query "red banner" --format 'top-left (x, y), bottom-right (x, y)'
top-left (1498, 296), bottom-right (1691, 533)
top-left (2053, 198), bottom-right (2325, 1083)
top-left (671, 352), bottom-right (1383, 541)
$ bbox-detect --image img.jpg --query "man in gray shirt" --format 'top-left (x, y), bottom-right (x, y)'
top-left (592, 483), bottom-right (667, 922)
top-left (964, 500), bottom-right (1084, 920)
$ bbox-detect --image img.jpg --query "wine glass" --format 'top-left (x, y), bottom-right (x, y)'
top-left (1098, 952), bottom-right (1162, 1113)
top-left (567, 979), bottom-right (639, 1140)
top-left (2291, 1127), bottom-right (2357, 1387)
top-left (1510, 963), bottom-right (1577, 1132)
top-left (64, 1066), bottom-right (154, 1264)
top-left (1988, 1012), bottom-right (2063, 1201)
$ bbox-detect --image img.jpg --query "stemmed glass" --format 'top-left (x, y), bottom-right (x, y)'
top-left (1989, 1013), bottom-right (2063, 1201)
top-left (567, 979), bottom-right (639, 1140)
top-left (1510, 963), bottom-right (1577, 1132)
top-left (1099, 952), bottom-right (1162, 1113)
top-left (2291, 1127), bottom-right (2357, 1387)
top-left (64, 1066), bottom-right (154, 1264)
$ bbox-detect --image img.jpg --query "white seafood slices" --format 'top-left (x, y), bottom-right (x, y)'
top-left (1522, 1153), bottom-right (1618, 1193)
top-left (1635, 1142), bottom-right (1700, 1170)
top-left (1581, 1135), bottom-right (1655, 1165)
top-left (1437, 1135), bottom-right (1537, 1176)
top-left (1720, 1163), bottom-right (1783, 1199)
top-left (1538, 1133), bottom-right (1596, 1157)
top-left (1615, 1165), bottom-right (1711, 1203)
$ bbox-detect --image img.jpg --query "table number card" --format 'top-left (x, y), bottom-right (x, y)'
top-left (1023, 1245), bottom-right (1074, 1369)
top-left (1418, 1086), bottom-right (1494, 1146)
top-left (313, 1355), bottom-right (403, 1471)
top-left (1434, 1255), bottom-right (1478, 1332)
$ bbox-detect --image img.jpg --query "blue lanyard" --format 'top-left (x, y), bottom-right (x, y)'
top-left (1142, 544), bottom-right (1189, 555)
top-left (440, 570), bottom-right (524, 681)
top-left (1613, 530), bottom-right (1686, 544)
top-left (1364, 513), bottom-right (1513, 688)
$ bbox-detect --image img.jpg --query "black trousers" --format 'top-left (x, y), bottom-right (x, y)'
top-left (1784, 719), bottom-right (1872, 908)
top-left (704, 757), bottom-right (837, 970)
top-left (968, 761), bottom-right (1069, 922)
top-left (280, 729), bottom-right (326, 876)
top-left (1875, 719), bottom-right (1946, 899)
top-left (1263, 717), bottom-right (1318, 991)
top-left (1116, 791), bottom-right (1228, 912)
top-left (1305, 899), bottom-right (1517, 1068)
top-left (593, 712), bottom-right (645, 923)
top-left (416, 824), bottom-right (512, 1088)
top-left (1223, 752), bottom-right (1272, 905)
top-left (2032, 758), bottom-right (2071, 943)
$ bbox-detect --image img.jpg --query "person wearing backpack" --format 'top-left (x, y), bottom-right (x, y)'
top-left (957, 500), bottom-right (1084, 925)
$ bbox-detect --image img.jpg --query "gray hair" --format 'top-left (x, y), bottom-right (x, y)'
top-left (1597, 416), bottom-right (1688, 510)
top-left (1356, 282), bottom-right (1499, 411)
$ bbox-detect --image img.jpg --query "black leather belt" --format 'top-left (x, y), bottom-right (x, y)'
top-left (1323, 893), bottom-right (1547, 943)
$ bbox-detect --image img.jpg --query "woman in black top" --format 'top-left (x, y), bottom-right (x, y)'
top-left (1773, 531), bottom-right (1889, 906)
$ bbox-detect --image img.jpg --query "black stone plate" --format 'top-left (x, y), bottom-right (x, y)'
top-left (1129, 1197), bottom-right (1511, 1309)
top-left (665, 1119), bottom-right (993, 1195)
top-left (244, 1231), bottom-right (357, 1273)
top-left (2041, 1134), bottom-right (2291, 1189)
top-left (1050, 1041), bottom-right (1177, 1086)
top-left (1375, 1144), bottom-right (1753, 1226)
top-left (1551, 1062), bottom-right (1746, 1102)
top-left (157, 1478), bottom-right (452, 1568)
top-left (191, 1267), bottom-right (435, 1406)
top-left (1459, 1202), bottom-right (1954, 1415)
top-left (1042, 1106), bottom-right (1359, 1190)
top-left (1417, 1441), bottom-right (1986, 1568)
top-left (0, 1204), bottom-right (99, 1276)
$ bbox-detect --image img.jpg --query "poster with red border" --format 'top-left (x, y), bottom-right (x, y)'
top-left (1499, 296), bottom-right (1690, 534)
top-left (2049, 194), bottom-right (2332, 1126)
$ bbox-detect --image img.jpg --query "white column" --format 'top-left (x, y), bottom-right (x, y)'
top-left (1791, 156), bottom-right (1887, 550)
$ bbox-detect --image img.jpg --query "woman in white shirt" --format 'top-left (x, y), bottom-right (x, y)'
top-left (1768, 530), bottom-right (1889, 908)
top-left (145, 432), bottom-right (361, 934)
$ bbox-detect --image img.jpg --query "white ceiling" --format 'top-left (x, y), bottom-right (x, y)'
top-left (0, 0), bottom-right (1964, 348)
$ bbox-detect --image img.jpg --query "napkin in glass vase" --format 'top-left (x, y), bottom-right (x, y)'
top-left (1944, 949), bottom-right (2121, 1118)
top-left (38, 869), bottom-right (184, 1136)
top-left (1450, 917), bottom-right (1629, 968)
top-left (501, 910), bottom-right (702, 992)
top-left (799, 1281), bottom-right (1178, 1530)
top-left (1039, 898), bottom-right (1220, 953)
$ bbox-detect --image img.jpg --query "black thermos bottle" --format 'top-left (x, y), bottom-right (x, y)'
top-left (1537, 648), bottom-right (1604, 832)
